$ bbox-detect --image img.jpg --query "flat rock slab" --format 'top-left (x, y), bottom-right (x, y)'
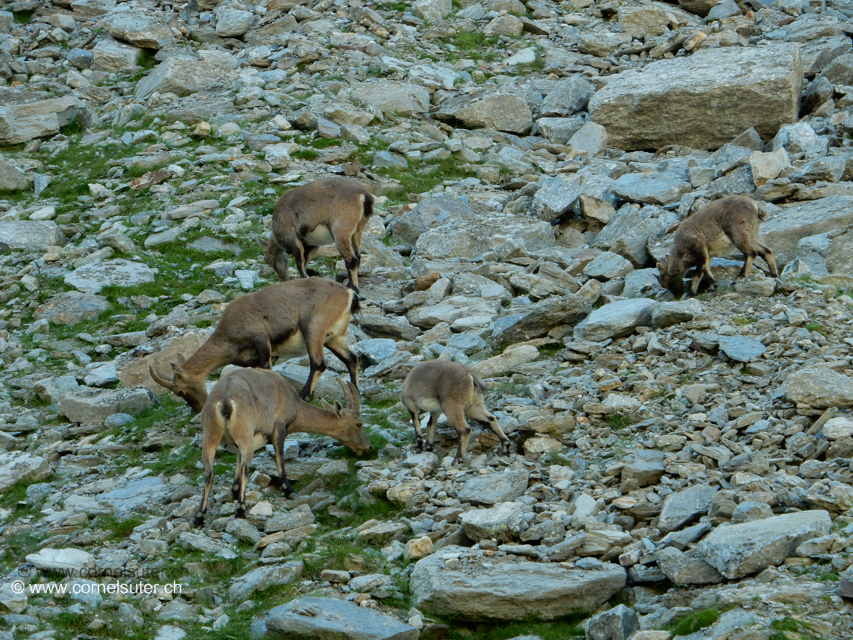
top-left (350, 80), bottom-right (430, 117)
top-left (436, 93), bottom-right (532, 134)
top-left (0, 96), bottom-right (84, 144)
top-left (718, 336), bottom-right (766, 362)
top-left (34, 291), bottom-right (110, 325)
top-left (696, 510), bottom-right (832, 579)
top-left (65, 259), bottom-right (156, 294)
top-left (410, 546), bottom-right (626, 620)
top-left (589, 43), bottom-right (801, 150)
top-left (574, 298), bottom-right (658, 342)
top-left (657, 483), bottom-right (717, 532)
top-left (491, 294), bottom-right (591, 348)
top-left (136, 51), bottom-right (239, 100)
top-left (228, 561), bottom-right (304, 602)
top-left (762, 196), bottom-right (853, 265)
top-left (98, 476), bottom-right (169, 515)
top-left (612, 173), bottom-right (691, 205)
top-left (785, 367), bottom-right (853, 408)
top-left (0, 451), bottom-right (52, 492)
top-left (416, 213), bottom-right (555, 260)
top-left (59, 386), bottom-right (158, 424)
top-left (0, 220), bottom-right (66, 250)
top-left (27, 548), bottom-right (96, 572)
top-left (252, 596), bottom-right (419, 640)
top-left (458, 469), bottom-right (529, 505)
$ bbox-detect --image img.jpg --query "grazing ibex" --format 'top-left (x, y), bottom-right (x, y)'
top-left (257, 177), bottom-right (374, 294)
top-left (194, 370), bottom-right (369, 526)
top-left (401, 360), bottom-right (511, 465)
top-left (149, 278), bottom-right (359, 413)
top-left (656, 194), bottom-right (778, 298)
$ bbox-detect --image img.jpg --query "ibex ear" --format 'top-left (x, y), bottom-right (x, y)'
top-left (656, 261), bottom-right (663, 273)
top-left (255, 233), bottom-right (266, 249)
top-left (174, 353), bottom-right (187, 366)
top-left (170, 361), bottom-right (184, 377)
top-left (334, 400), bottom-right (344, 417)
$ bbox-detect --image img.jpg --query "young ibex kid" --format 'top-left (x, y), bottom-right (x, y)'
top-left (258, 177), bottom-right (374, 294)
top-left (194, 370), bottom-right (369, 526)
top-left (149, 278), bottom-right (359, 413)
top-left (656, 194), bottom-right (778, 298)
top-left (401, 360), bottom-right (511, 465)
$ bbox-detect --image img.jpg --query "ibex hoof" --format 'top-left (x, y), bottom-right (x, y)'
top-left (192, 515), bottom-right (205, 528)
top-left (235, 507), bottom-right (246, 519)
top-left (501, 442), bottom-right (511, 455)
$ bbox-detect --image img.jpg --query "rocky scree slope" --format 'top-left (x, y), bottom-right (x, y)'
top-left (1, 0), bottom-right (853, 639)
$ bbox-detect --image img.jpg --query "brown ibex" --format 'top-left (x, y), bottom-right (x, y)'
top-left (401, 360), bottom-right (511, 465)
top-left (257, 177), bottom-right (374, 294)
top-left (149, 278), bottom-right (359, 413)
top-left (194, 370), bottom-right (369, 526)
top-left (656, 195), bottom-right (778, 298)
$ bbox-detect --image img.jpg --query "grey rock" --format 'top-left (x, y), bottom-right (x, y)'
top-left (569, 122), bottom-right (608, 158)
top-left (228, 561), bottom-right (303, 601)
top-left (651, 299), bottom-right (702, 328)
top-left (98, 476), bottom-right (168, 515)
top-left (92, 39), bottom-right (141, 73)
top-left (68, 47), bottom-right (94, 69)
top-left (413, 0), bottom-right (452, 22)
top-left (532, 176), bottom-right (580, 221)
top-left (459, 502), bottom-right (526, 542)
top-left (718, 336), bottom-right (767, 362)
top-left (589, 44), bottom-right (802, 150)
top-left (436, 93), bottom-right (533, 134)
top-left (59, 386), bottom-right (158, 424)
top-left (612, 173), bottom-right (691, 206)
top-left (34, 292), bottom-right (110, 326)
top-left (620, 450), bottom-right (665, 490)
top-left (771, 122), bottom-right (826, 160)
top-left (416, 215), bottom-right (555, 260)
top-left (0, 220), bottom-right (65, 249)
top-left (762, 196), bottom-right (853, 266)
top-left (216, 8), bottom-right (255, 37)
top-left (84, 363), bottom-right (118, 388)
top-left (585, 604), bottom-right (639, 640)
top-left (115, 328), bottom-right (209, 393)
top-left (474, 345), bottom-right (540, 377)
top-left (658, 483), bottom-right (718, 532)
top-left (354, 338), bottom-right (398, 365)
top-left (0, 96), bottom-right (84, 145)
top-left (373, 150), bottom-right (408, 169)
top-left (484, 14), bottom-right (524, 37)
top-left (491, 294), bottom-right (591, 348)
top-left (574, 298), bottom-right (658, 342)
top-left (351, 81), bottom-right (430, 117)
top-left (706, 0), bottom-right (741, 19)
top-left (26, 548), bottom-right (95, 572)
top-left (411, 546), bottom-right (626, 620)
top-left (0, 157), bottom-right (28, 191)
top-left (696, 510), bottom-right (832, 579)
top-left (540, 76), bottom-right (594, 117)
top-left (458, 469), bottom-right (529, 505)
top-left (102, 10), bottom-right (172, 49)
top-left (64, 259), bottom-right (156, 294)
top-left (583, 252), bottom-right (634, 281)
top-left (537, 117), bottom-right (585, 144)
top-left (136, 51), bottom-right (240, 100)
top-left (731, 501), bottom-right (774, 524)
top-left (358, 314), bottom-right (419, 341)
top-left (655, 547), bottom-right (725, 585)
top-left (0, 451), bottom-right (52, 491)
top-left (391, 194), bottom-right (471, 245)
top-left (254, 596), bottom-right (418, 639)
top-left (785, 367), bottom-right (853, 408)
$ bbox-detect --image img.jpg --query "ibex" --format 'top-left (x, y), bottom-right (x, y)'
top-left (257, 177), bottom-right (374, 294)
top-left (401, 360), bottom-right (511, 465)
top-left (149, 278), bottom-right (359, 413)
top-left (656, 194), bottom-right (778, 298)
top-left (194, 369), bottom-right (369, 526)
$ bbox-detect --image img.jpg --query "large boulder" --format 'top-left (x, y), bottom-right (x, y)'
top-left (411, 546), bottom-right (626, 620)
top-left (0, 452), bottom-right (52, 492)
top-left (350, 81), bottom-right (430, 117)
top-left (784, 367), bottom-right (853, 408)
top-left (416, 214), bottom-right (555, 259)
top-left (59, 387), bottom-right (159, 424)
top-left (64, 259), bottom-right (156, 294)
top-left (696, 511), bottom-right (832, 579)
top-left (436, 93), bottom-right (533, 134)
top-left (574, 298), bottom-right (658, 342)
top-left (491, 294), bottom-right (591, 348)
top-left (91, 38), bottom-right (141, 73)
top-left (0, 96), bottom-right (84, 145)
top-left (589, 44), bottom-right (802, 150)
top-left (391, 194), bottom-right (472, 245)
top-left (101, 10), bottom-right (172, 49)
top-left (34, 292), bottom-right (109, 325)
top-left (0, 221), bottom-right (65, 249)
top-left (761, 196), bottom-right (853, 266)
top-left (115, 328), bottom-right (211, 394)
top-left (136, 51), bottom-right (240, 100)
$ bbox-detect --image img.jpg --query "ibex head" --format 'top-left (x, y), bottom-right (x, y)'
top-left (256, 234), bottom-right (290, 281)
top-left (656, 257), bottom-right (685, 298)
top-left (149, 354), bottom-right (207, 413)
top-left (319, 378), bottom-right (370, 456)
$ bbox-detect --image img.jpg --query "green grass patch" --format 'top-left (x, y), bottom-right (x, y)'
top-left (379, 156), bottom-right (471, 202)
top-left (667, 608), bottom-right (720, 636)
top-left (604, 413), bottom-right (634, 429)
top-left (292, 148), bottom-right (320, 160)
top-left (91, 514), bottom-right (147, 541)
top-left (444, 32), bottom-right (500, 62)
top-left (733, 315), bottom-right (757, 326)
top-left (815, 571), bottom-right (839, 581)
top-left (12, 9), bottom-right (33, 23)
top-left (2, 530), bottom-right (48, 566)
top-left (805, 322), bottom-right (826, 333)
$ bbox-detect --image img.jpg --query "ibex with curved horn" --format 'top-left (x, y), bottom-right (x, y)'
top-left (256, 176), bottom-right (374, 294)
top-left (149, 278), bottom-right (359, 413)
top-left (194, 370), bottom-right (370, 526)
